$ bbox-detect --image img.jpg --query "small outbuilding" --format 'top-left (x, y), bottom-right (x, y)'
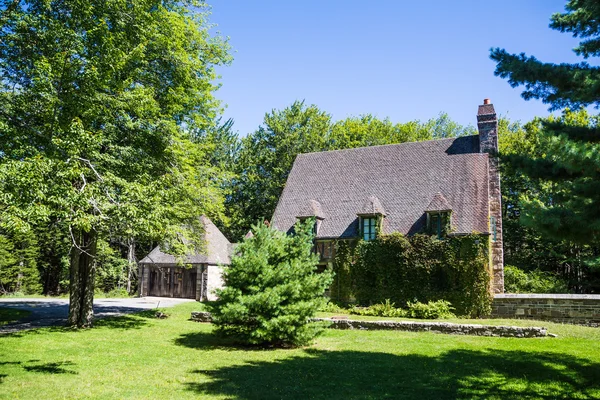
top-left (138, 216), bottom-right (232, 301)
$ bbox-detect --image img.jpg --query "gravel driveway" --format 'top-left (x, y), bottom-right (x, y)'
top-left (0, 297), bottom-right (194, 334)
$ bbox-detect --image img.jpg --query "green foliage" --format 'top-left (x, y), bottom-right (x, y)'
top-left (406, 300), bottom-right (456, 319)
top-left (350, 300), bottom-right (407, 318)
top-left (499, 116), bottom-right (600, 293)
top-left (504, 265), bottom-right (569, 294)
top-left (0, 0), bottom-right (231, 325)
top-left (334, 233), bottom-right (491, 317)
top-left (212, 219), bottom-right (334, 347)
top-left (0, 229), bottom-right (41, 295)
top-left (492, 1), bottom-right (600, 245)
top-left (319, 301), bottom-right (347, 314)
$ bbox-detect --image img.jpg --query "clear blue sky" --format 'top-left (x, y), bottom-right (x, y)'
top-left (208, 1), bottom-right (580, 136)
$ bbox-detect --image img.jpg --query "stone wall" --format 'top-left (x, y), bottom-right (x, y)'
top-left (313, 318), bottom-right (548, 338)
top-left (492, 294), bottom-right (600, 326)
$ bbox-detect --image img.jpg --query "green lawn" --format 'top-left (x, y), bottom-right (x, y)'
top-left (1, 302), bottom-right (599, 400)
top-left (0, 307), bottom-right (31, 326)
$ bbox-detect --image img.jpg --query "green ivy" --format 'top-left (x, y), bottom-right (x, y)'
top-left (330, 233), bottom-right (492, 317)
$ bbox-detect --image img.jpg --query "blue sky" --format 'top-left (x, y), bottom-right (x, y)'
top-left (209, 1), bottom-right (580, 136)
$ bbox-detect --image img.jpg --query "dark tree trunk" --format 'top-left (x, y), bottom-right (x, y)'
top-left (67, 229), bottom-right (97, 328)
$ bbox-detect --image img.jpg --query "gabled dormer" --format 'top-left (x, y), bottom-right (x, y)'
top-left (425, 192), bottom-right (452, 239)
top-left (296, 199), bottom-right (325, 235)
top-left (357, 196), bottom-right (386, 241)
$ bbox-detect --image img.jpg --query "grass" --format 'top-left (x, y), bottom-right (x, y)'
top-left (0, 302), bottom-right (599, 399)
top-left (0, 307), bottom-right (31, 326)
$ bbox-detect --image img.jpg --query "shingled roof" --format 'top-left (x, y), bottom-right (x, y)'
top-left (271, 135), bottom-right (490, 238)
top-left (139, 216), bottom-right (231, 266)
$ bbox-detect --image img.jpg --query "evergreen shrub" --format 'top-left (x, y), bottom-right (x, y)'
top-left (211, 219), bottom-right (333, 347)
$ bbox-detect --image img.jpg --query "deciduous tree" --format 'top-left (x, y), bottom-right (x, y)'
top-left (0, 0), bottom-right (231, 326)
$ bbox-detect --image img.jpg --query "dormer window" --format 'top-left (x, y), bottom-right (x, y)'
top-left (362, 217), bottom-right (377, 241)
top-left (357, 196), bottom-right (386, 242)
top-left (425, 192), bottom-right (453, 239)
top-left (427, 211), bottom-right (451, 239)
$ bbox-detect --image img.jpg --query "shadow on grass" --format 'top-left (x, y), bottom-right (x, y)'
top-left (185, 348), bottom-right (600, 399)
top-left (93, 310), bottom-right (157, 330)
top-left (174, 331), bottom-right (260, 351)
top-left (23, 361), bottom-right (77, 375)
top-left (0, 360), bottom-right (77, 378)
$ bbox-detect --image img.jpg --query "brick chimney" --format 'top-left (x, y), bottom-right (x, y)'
top-left (477, 99), bottom-right (504, 294)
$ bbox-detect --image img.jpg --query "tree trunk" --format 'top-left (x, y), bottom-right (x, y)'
top-left (126, 238), bottom-right (135, 294)
top-left (67, 229), bottom-right (97, 328)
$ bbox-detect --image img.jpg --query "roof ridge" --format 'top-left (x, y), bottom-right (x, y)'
top-left (296, 135), bottom-right (478, 158)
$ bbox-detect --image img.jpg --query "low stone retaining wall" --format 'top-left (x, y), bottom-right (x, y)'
top-left (191, 311), bottom-right (213, 322)
top-left (492, 294), bottom-right (600, 326)
top-left (312, 318), bottom-right (549, 338)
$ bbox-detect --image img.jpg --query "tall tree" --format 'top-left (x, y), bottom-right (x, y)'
top-left (499, 116), bottom-right (600, 292)
top-left (491, 0), bottom-right (600, 244)
top-left (0, 0), bottom-right (231, 326)
top-left (227, 101), bottom-right (331, 240)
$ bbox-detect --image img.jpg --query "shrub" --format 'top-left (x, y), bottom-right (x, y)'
top-left (504, 265), bottom-right (569, 293)
top-left (211, 219), bottom-right (334, 347)
top-left (350, 299), bottom-right (406, 318)
top-left (407, 300), bottom-right (455, 319)
top-left (319, 301), bottom-right (347, 314)
top-left (105, 288), bottom-right (131, 298)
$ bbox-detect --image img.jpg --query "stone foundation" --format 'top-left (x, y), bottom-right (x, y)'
top-left (492, 294), bottom-right (600, 326)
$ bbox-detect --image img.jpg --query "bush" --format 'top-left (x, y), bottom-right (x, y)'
top-left (504, 265), bottom-right (569, 293)
top-left (350, 299), bottom-right (406, 318)
top-left (407, 300), bottom-right (455, 319)
top-left (319, 301), bottom-right (347, 314)
top-left (105, 288), bottom-right (131, 298)
top-left (211, 219), bottom-right (334, 347)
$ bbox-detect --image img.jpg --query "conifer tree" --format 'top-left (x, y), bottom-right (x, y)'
top-left (212, 219), bottom-right (333, 347)
top-left (491, 0), bottom-right (600, 244)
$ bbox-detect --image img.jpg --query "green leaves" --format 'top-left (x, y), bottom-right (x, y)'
top-left (212, 219), bottom-right (333, 347)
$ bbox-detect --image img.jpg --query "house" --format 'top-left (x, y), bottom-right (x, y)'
top-left (271, 100), bottom-right (504, 293)
top-left (138, 216), bottom-right (231, 300)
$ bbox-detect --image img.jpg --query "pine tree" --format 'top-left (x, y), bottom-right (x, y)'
top-left (491, 0), bottom-right (600, 244)
top-left (212, 219), bottom-right (333, 347)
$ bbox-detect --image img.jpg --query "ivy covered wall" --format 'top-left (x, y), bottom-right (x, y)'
top-left (330, 233), bottom-right (492, 317)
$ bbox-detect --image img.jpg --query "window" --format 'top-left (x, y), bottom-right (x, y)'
top-left (490, 216), bottom-right (497, 242)
top-left (427, 211), bottom-right (450, 239)
top-left (362, 217), bottom-right (377, 241)
top-left (313, 241), bottom-right (333, 259)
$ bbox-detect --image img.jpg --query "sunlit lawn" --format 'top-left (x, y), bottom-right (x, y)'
top-left (1, 302), bottom-right (599, 399)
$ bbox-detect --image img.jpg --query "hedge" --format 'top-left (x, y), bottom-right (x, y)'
top-left (330, 233), bottom-right (492, 317)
